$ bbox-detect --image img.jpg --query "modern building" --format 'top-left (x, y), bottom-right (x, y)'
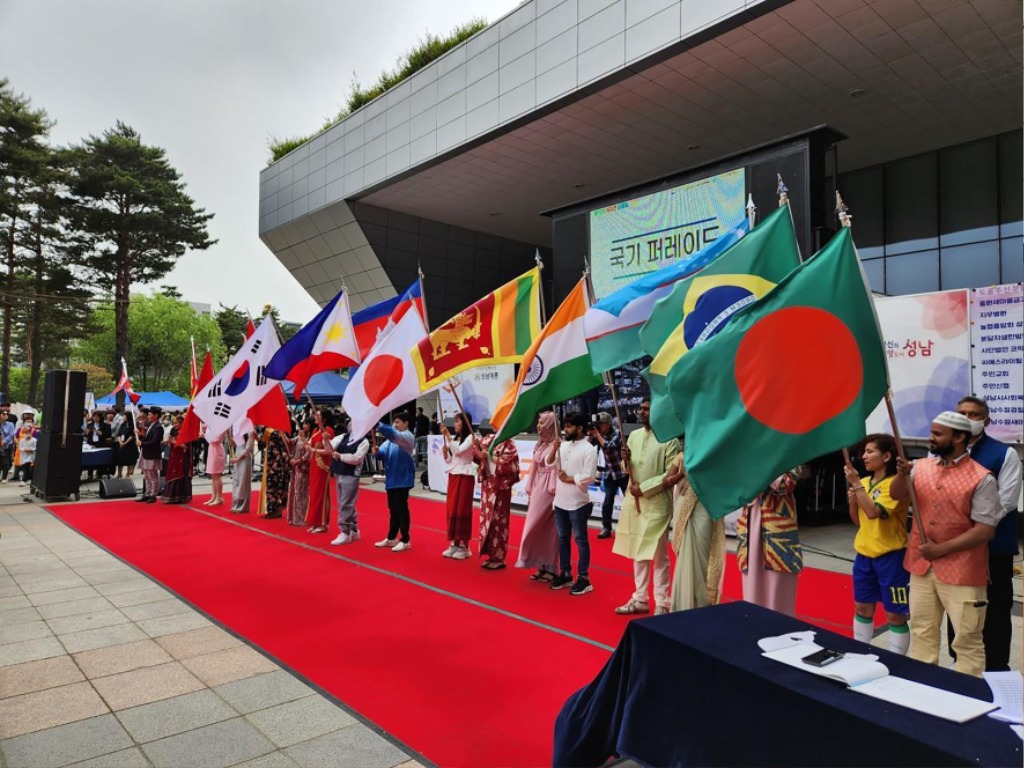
top-left (258, 0), bottom-right (1022, 320)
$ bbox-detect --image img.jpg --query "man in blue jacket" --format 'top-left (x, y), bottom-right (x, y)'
top-left (948, 396), bottom-right (1023, 671)
top-left (374, 412), bottom-right (416, 552)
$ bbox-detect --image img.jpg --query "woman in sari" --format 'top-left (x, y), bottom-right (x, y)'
top-left (305, 410), bottom-right (335, 533)
top-left (162, 415), bottom-right (193, 504)
top-left (737, 470), bottom-right (802, 617)
top-left (229, 428), bottom-right (255, 514)
top-left (515, 411), bottom-right (560, 582)
top-left (257, 427), bottom-right (290, 519)
top-left (286, 421), bottom-right (311, 525)
top-left (475, 432), bottom-right (520, 570)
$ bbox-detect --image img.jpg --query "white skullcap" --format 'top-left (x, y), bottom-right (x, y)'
top-left (933, 411), bottom-right (972, 432)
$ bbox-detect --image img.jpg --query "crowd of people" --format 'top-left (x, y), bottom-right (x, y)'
top-left (2, 387), bottom-right (1018, 678)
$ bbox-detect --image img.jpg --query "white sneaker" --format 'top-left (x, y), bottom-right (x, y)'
top-left (392, 541), bottom-right (411, 552)
top-left (348, 531), bottom-right (360, 543)
top-left (442, 544), bottom-right (458, 558)
top-left (452, 546), bottom-right (471, 560)
top-left (330, 533), bottom-right (351, 546)
top-left (375, 538), bottom-right (398, 548)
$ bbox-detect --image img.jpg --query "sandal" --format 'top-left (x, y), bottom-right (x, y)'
top-left (536, 571), bottom-right (555, 583)
top-left (529, 571), bottom-right (545, 581)
top-left (484, 562), bottom-right (506, 570)
top-left (310, 526), bottom-right (328, 534)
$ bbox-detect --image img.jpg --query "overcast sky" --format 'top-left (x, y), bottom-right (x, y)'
top-left (0, 0), bottom-right (517, 322)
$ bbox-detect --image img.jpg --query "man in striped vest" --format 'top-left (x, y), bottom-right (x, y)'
top-left (891, 411), bottom-right (1002, 677)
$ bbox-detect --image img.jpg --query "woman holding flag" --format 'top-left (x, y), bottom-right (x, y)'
top-left (515, 411), bottom-right (560, 582)
top-left (441, 412), bottom-right (477, 560)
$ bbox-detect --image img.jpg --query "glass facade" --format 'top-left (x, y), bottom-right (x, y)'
top-left (839, 130), bottom-right (1023, 295)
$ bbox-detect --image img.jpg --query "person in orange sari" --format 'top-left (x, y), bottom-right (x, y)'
top-left (305, 409), bottom-right (335, 533)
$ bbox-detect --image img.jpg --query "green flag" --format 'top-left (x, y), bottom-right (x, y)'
top-left (639, 205), bottom-right (800, 440)
top-left (672, 227), bottom-right (887, 519)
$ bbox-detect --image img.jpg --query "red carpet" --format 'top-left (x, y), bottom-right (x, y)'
top-left (48, 488), bottom-right (877, 766)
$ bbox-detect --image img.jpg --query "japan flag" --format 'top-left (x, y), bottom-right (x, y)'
top-left (344, 307), bottom-right (429, 441)
top-left (193, 316), bottom-right (281, 441)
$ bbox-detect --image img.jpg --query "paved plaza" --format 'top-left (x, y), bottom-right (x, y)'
top-left (0, 477), bottom-right (1019, 767)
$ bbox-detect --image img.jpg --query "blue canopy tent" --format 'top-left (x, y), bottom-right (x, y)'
top-left (281, 372), bottom-right (349, 404)
top-left (95, 391), bottom-right (191, 409)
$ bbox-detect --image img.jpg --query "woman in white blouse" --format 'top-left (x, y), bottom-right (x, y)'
top-left (441, 412), bottom-right (477, 560)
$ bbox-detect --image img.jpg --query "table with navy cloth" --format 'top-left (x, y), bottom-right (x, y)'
top-left (553, 601), bottom-right (1021, 767)
top-left (80, 448), bottom-right (113, 470)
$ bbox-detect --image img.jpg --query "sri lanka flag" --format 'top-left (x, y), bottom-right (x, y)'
top-left (351, 280), bottom-right (424, 359)
top-left (265, 288), bottom-right (361, 399)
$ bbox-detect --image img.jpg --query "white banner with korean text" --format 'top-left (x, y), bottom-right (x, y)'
top-left (865, 289), bottom-right (971, 440)
top-left (969, 283), bottom-right (1023, 444)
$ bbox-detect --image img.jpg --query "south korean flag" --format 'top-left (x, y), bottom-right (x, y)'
top-left (193, 315), bottom-right (281, 440)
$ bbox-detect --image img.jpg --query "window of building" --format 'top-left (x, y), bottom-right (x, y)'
top-left (886, 250), bottom-right (939, 295)
top-left (941, 241), bottom-right (1000, 290)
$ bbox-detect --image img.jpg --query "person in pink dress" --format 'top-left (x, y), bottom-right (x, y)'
top-left (515, 411), bottom-right (560, 582)
top-left (736, 470), bottom-right (802, 616)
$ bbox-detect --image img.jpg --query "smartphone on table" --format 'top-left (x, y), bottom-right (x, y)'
top-left (802, 648), bottom-right (844, 667)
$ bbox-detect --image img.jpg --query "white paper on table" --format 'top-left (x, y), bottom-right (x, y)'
top-left (757, 631), bottom-right (817, 652)
top-left (854, 676), bottom-right (997, 724)
top-left (762, 643), bottom-right (886, 687)
top-left (984, 671), bottom-right (1024, 724)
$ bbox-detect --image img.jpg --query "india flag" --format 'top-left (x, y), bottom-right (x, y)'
top-left (490, 280), bottom-right (601, 446)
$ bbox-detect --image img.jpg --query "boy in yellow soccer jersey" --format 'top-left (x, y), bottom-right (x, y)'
top-left (844, 434), bottom-right (911, 654)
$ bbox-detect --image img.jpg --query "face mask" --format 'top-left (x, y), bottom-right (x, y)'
top-left (968, 418), bottom-right (985, 437)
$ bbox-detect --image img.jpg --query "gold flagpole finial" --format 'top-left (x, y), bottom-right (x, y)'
top-left (836, 191), bottom-right (852, 229)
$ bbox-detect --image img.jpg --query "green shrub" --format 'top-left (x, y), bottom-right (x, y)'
top-left (268, 18), bottom-right (487, 164)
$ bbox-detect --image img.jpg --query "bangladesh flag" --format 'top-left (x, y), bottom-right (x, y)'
top-left (639, 205), bottom-right (800, 441)
top-left (671, 227), bottom-right (887, 519)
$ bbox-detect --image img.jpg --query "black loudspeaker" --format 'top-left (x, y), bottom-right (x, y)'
top-left (41, 370), bottom-right (87, 432)
top-left (99, 477), bottom-right (138, 499)
top-left (32, 432), bottom-right (83, 498)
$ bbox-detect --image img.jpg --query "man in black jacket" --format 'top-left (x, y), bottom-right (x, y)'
top-left (136, 407), bottom-right (164, 503)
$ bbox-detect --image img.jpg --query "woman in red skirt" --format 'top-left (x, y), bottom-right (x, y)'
top-left (441, 412), bottom-right (477, 560)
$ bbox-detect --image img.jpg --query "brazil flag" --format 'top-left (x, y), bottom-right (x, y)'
top-left (671, 227), bottom-right (887, 519)
top-left (639, 205), bottom-right (800, 440)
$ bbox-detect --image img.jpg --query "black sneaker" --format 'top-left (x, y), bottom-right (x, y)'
top-left (597, 529), bottom-right (612, 539)
top-left (549, 573), bottom-right (573, 590)
top-left (569, 577), bottom-right (593, 596)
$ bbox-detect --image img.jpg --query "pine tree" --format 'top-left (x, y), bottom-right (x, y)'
top-left (64, 122), bottom-right (214, 396)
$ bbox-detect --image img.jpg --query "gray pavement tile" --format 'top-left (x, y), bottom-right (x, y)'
top-left (141, 717), bottom-right (276, 768)
top-left (0, 595), bottom-right (31, 611)
top-left (59, 623), bottom-right (148, 654)
top-left (95, 579), bottom-right (161, 597)
top-left (283, 725), bottom-right (410, 768)
top-left (0, 636), bottom-right (65, 667)
top-left (246, 696), bottom-right (357, 748)
top-left (230, 752), bottom-right (301, 768)
top-left (73, 639), bottom-right (174, 679)
top-left (0, 681), bottom-right (110, 739)
top-left (0, 713), bottom-right (133, 768)
top-left (47, 608), bottom-right (131, 636)
top-left (28, 586), bottom-right (101, 606)
top-left (17, 575), bottom-right (89, 594)
top-left (215, 671), bottom-right (316, 715)
top-left (115, 689), bottom-right (237, 743)
top-left (36, 596), bottom-right (115, 620)
top-left (0, 619), bottom-right (53, 645)
top-left (77, 568), bottom-right (140, 586)
top-left (107, 587), bottom-right (173, 608)
top-left (67, 747), bottom-right (152, 768)
top-left (137, 612), bottom-right (212, 638)
top-left (0, 581), bottom-right (21, 598)
top-left (121, 598), bottom-right (193, 622)
top-left (0, 606), bottom-right (43, 625)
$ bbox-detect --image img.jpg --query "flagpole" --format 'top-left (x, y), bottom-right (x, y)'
top-left (190, 335), bottom-right (198, 393)
top-left (582, 259), bottom-right (623, 443)
top-left (417, 267), bottom-right (453, 451)
top-left (416, 268), bottom-right (473, 447)
top-left (746, 193), bottom-right (757, 229)
top-left (835, 191), bottom-right (926, 543)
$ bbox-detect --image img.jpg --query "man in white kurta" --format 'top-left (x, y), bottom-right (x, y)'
top-left (612, 400), bottom-right (680, 615)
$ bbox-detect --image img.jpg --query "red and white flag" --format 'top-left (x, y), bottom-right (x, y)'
top-left (110, 358), bottom-right (141, 404)
top-left (343, 304), bottom-right (429, 441)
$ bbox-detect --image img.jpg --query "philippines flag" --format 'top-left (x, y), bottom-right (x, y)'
top-left (265, 288), bottom-right (361, 399)
top-left (351, 280), bottom-right (424, 360)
